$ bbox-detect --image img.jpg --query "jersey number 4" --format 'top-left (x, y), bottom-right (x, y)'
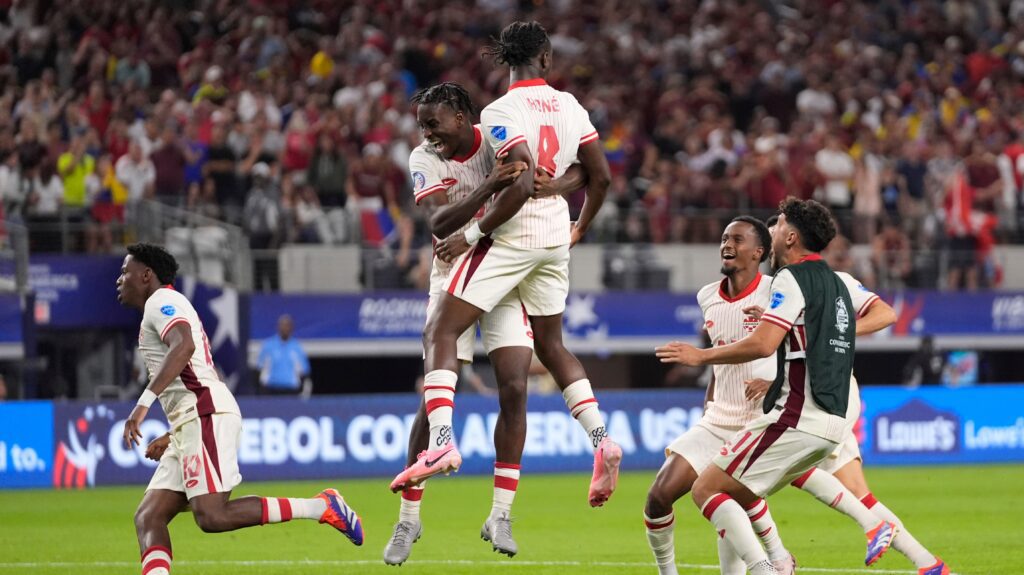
top-left (537, 125), bottom-right (560, 176)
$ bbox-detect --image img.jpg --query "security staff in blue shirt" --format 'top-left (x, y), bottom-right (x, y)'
top-left (258, 315), bottom-right (311, 396)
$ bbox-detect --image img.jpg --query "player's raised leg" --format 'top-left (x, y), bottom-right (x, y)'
top-left (481, 344), bottom-right (532, 556)
top-left (833, 460), bottom-right (950, 574)
top-left (530, 313), bottom-right (622, 507)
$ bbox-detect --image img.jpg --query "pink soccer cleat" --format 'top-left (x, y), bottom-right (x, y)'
top-left (588, 437), bottom-right (622, 507)
top-left (918, 558), bottom-right (950, 575)
top-left (389, 444), bottom-right (462, 493)
top-left (865, 520), bottom-right (898, 566)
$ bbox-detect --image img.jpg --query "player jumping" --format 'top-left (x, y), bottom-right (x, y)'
top-left (117, 243), bottom-right (362, 575)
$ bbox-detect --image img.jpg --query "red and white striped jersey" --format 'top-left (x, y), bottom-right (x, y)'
top-left (409, 125), bottom-right (494, 278)
top-left (139, 288), bottom-right (240, 430)
top-left (697, 273), bottom-right (777, 428)
top-left (758, 259), bottom-right (876, 442)
top-left (480, 78), bottom-right (598, 248)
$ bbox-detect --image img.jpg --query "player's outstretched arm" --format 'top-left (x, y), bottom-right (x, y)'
top-left (656, 321), bottom-right (786, 367)
top-left (855, 299), bottom-right (896, 336)
top-left (475, 143), bottom-right (535, 235)
top-left (123, 323), bottom-right (196, 448)
top-left (429, 158), bottom-right (527, 238)
top-left (572, 140), bottom-right (611, 244)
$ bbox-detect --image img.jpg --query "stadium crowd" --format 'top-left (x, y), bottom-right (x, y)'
top-left (0, 0), bottom-right (1023, 290)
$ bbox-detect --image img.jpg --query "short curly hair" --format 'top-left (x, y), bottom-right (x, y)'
top-left (778, 197), bottom-right (836, 252)
top-left (127, 243), bottom-right (179, 285)
top-left (730, 216), bottom-right (772, 263)
top-left (482, 21), bottom-right (550, 67)
top-left (410, 82), bottom-right (475, 117)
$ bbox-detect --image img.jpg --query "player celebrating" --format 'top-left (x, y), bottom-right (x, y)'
top-left (117, 243), bottom-right (362, 575)
top-left (657, 198), bottom-right (859, 575)
top-left (385, 82), bottom-right (539, 563)
top-left (644, 216), bottom-right (796, 575)
top-left (393, 21), bottom-right (622, 509)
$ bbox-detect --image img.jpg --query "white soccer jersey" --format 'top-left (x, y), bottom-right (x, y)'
top-left (759, 257), bottom-right (858, 442)
top-left (835, 271), bottom-right (882, 318)
top-left (697, 273), bottom-right (777, 428)
top-left (409, 125), bottom-right (494, 277)
top-left (480, 78), bottom-right (599, 248)
top-left (139, 288), bottom-right (240, 430)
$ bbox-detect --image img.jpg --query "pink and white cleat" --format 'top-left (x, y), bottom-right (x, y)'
top-left (390, 444), bottom-right (462, 493)
top-left (588, 437), bottom-right (623, 507)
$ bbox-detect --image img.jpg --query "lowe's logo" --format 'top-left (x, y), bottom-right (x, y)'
top-left (873, 399), bottom-right (958, 454)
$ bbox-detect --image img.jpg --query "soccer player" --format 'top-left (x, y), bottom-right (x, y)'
top-left (657, 198), bottom-right (859, 575)
top-left (742, 217), bottom-right (951, 575)
top-left (117, 244), bottom-right (361, 575)
top-left (645, 216), bottom-right (797, 575)
top-left (393, 21), bottom-right (622, 509)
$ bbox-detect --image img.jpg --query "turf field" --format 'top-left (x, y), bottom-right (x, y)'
top-left (0, 465), bottom-right (1019, 574)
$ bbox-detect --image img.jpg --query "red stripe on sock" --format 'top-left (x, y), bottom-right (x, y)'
top-left (402, 488), bottom-right (424, 501)
top-left (570, 398), bottom-right (597, 415)
top-left (260, 498), bottom-right (269, 525)
top-left (748, 503), bottom-right (768, 522)
top-left (278, 498), bottom-right (292, 522)
top-left (644, 516), bottom-right (674, 530)
top-left (860, 492), bottom-right (878, 509)
top-left (425, 398), bottom-right (454, 413)
top-left (422, 385), bottom-right (455, 392)
top-left (702, 493), bottom-right (732, 520)
top-left (742, 498), bottom-right (764, 511)
top-left (791, 468), bottom-right (816, 488)
top-left (495, 462), bottom-right (521, 470)
top-left (830, 492), bottom-right (844, 507)
top-left (757, 526), bottom-right (772, 538)
top-left (494, 476), bottom-right (519, 491)
top-left (141, 546), bottom-right (172, 561)
top-left (142, 559), bottom-right (170, 574)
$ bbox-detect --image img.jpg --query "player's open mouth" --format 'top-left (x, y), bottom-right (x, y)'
top-left (430, 139), bottom-right (446, 153)
top-left (721, 253), bottom-right (736, 261)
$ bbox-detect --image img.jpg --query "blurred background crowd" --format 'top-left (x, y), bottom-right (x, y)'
top-left (2, 0), bottom-right (1024, 291)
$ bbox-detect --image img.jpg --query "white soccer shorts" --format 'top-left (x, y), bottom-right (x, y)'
top-left (817, 432), bottom-right (862, 474)
top-left (147, 413), bottom-right (243, 500)
top-left (665, 421), bottom-right (743, 473)
top-left (712, 414), bottom-right (837, 498)
top-left (445, 238), bottom-right (569, 317)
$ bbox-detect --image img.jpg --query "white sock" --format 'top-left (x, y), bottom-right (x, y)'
top-left (701, 493), bottom-right (771, 569)
top-left (792, 468), bottom-right (879, 531)
top-left (492, 462), bottom-right (520, 517)
top-left (141, 546), bottom-right (171, 575)
top-left (260, 497), bottom-right (327, 524)
top-left (399, 484), bottom-right (425, 523)
top-left (644, 511), bottom-right (678, 575)
top-left (862, 493), bottom-right (937, 568)
top-left (562, 379), bottom-right (607, 450)
top-left (717, 535), bottom-right (746, 575)
top-left (743, 498), bottom-right (789, 563)
top-left (424, 370), bottom-right (458, 448)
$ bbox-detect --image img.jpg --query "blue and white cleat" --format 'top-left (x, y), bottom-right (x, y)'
top-left (317, 488), bottom-right (364, 546)
top-left (918, 557), bottom-right (950, 575)
top-left (864, 520), bottom-right (897, 566)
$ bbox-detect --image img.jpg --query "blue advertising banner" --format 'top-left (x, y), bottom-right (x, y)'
top-left (859, 384), bottom-right (1024, 465)
top-left (49, 391), bottom-right (706, 488)
top-left (0, 402), bottom-right (53, 488)
top-left (28, 255), bottom-right (138, 328)
top-left (0, 293), bottom-right (22, 343)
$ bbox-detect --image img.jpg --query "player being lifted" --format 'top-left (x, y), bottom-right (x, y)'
top-left (117, 244), bottom-right (362, 575)
top-left (385, 81), bottom-right (583, 562)
top-left (644, 216), bottom-right (798, 575)
top-left (657, 198), bottom-right (860, 575)
top-left (392, 21), bottom-right (622, 508)
top-left (742, 215), bottom-right (951, 575)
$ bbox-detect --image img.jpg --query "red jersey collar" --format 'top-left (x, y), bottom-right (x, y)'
top-left (451, 126), bottom-right (482, 163)
top-left (163, 284), bottom-right (175, 290)
top-left (719, 272), bottom-right (763, 303)
top-left (796, 254), bottom-right (823, 263)
top-left (509, 78), bottom-right (548, 91)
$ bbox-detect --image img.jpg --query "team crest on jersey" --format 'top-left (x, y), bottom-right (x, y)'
top-left (769, 291), bottom-right (785, 309)
top-left (412, 171), bottom-right (426, 191)
top-left (490, 126), bottom-right (507, 141)
top-left (743, 316), bottom-right (759, 332)
top-left (835, 297), bottom-right (850, 334)
top-left (160, 305), bottom-right (176, 316)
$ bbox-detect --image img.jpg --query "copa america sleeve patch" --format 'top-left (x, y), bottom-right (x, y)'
top-left (769, 292), bottom-right (785, 309)
top-left (489, 126), bottom-right (507, 141)
top-left (412, 171), bottom-right (426, 191)
top-left (160, 305), bottom-right (177, 316)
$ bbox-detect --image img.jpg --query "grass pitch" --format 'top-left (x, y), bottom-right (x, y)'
top-left (0, 465), bottom-right (1020, 574)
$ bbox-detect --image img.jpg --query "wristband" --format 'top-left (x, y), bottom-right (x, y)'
top-left (137, 389), bottom-right (158, 408)
top-left (463, 221), bottom-right (484, 245)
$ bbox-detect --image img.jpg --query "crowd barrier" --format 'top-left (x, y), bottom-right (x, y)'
top-left (1, 385), bottom-right (1021, 489)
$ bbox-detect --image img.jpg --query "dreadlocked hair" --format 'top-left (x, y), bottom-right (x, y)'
top-left (127, 243), bottom-right (179, 285)
top-left (482, 21), bottom-right (549, 67)
top-left (410, 82), bottom-right (475, 117)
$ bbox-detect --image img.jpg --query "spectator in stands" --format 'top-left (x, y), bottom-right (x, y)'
top-left (257, 314), bottom-right (311, 397)
top-left (85, 154), bottom-right (125, 253)
top-left (307, 132), bottom-right (348, 208)
top-left (244, 161), bottom-right (283, 290)
top-left (115, 140), bottom-right (155, 218)
top-left (26, 163), bottom-right (63, 251)
top-left (348, 142), bottom-right (400, 246)
top-left (150, 126), bottom-right (187, 207)
top-left (57, 135), bottom-right (93, 212)
top-left (872, 218), bottom-right (913, 290)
